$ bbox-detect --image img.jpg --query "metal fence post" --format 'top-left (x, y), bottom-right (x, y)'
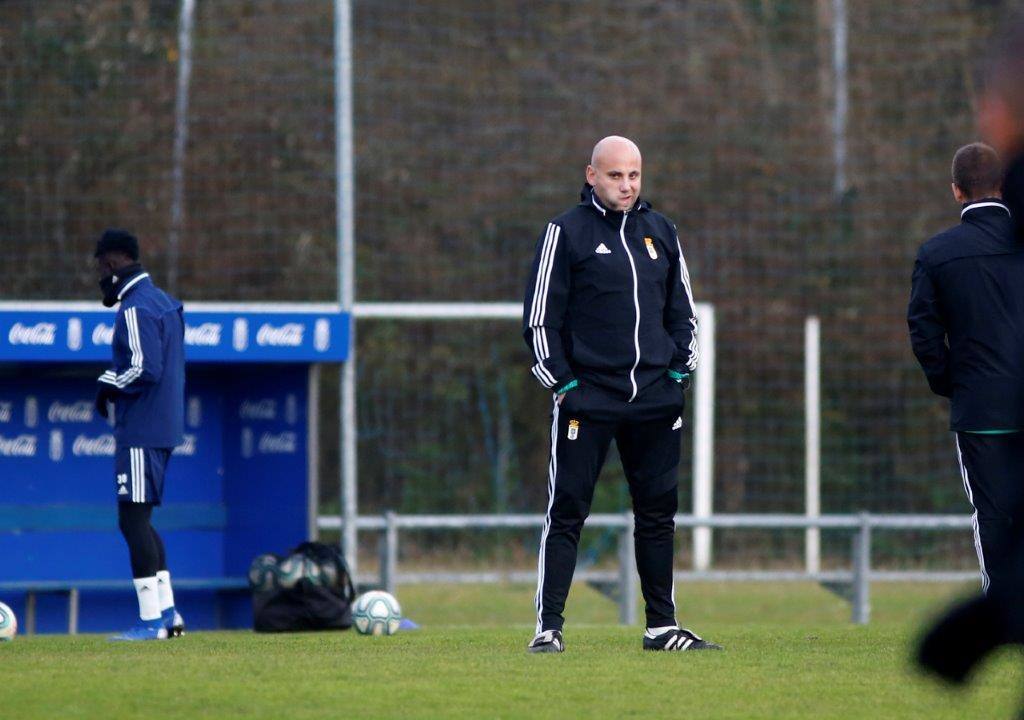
top-left (68, 588), bottom-right (79, 635)
top-left (805, 316), bottom-right (821, 573)
top-left (618, 511), bottom-right (638, 626)
top-left (25, 592), bottom-right (36, 635)
top-left (692, 304), bottom-right (716, 570)
top-left (851, 512), bottom-right (871, 625)
top-left (381, 511), bottom-right (398, 594)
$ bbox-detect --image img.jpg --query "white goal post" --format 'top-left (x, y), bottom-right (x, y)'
top-left (341, 301), bottom-right (718, 573)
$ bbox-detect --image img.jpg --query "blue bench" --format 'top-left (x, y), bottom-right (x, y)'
top-left (0, 578), bottom-right (250, 634)
top-left (0, 503), bottom-right (250, 634)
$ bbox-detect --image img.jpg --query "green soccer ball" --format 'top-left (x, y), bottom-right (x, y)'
top-left (248, 554), bottom-right (280, 592)
top-left (353, 591), bottom-right (402, 636)
top-left (0, 602), bottom-right (17, 642)
top-left (319, 560), bottom-right (339, 588)
top-left (275, 556), bottom-right (304, 589)
top-left (301, 556), bottom-right (323, 585)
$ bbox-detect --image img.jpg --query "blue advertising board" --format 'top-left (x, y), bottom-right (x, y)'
top-left (0, 302), bottom-right (345, 633)
top-left (0, 302), bottom-right (348, 363)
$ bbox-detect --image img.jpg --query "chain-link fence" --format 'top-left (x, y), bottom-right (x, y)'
top-left (2, 0), bottom-right (1017, 571)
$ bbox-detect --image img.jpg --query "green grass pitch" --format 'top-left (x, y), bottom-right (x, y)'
top-left (3, 582), bottom-right (1021, 719)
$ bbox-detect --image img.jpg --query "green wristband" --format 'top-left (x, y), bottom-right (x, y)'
top-left (667, 370), bottom-right (688, 382)
top-left (556, 379), bottom-right (579, 394)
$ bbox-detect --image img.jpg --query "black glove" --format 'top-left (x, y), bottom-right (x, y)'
top-left (95, 384), bottom-right (117, 419)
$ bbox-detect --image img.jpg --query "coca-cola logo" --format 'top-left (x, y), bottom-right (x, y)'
top-left (314, 318), bottom-right (330, 352)
top-left (233, 318), bottom-right (249, 351)
top-left (72, 433), bottom-right (115, 457)
top-left (258, 431), bottom-right (297, 454)
top-left (239, 399), bottom-right (277, 420)
top-left (241, 427), bottom-right (254, 459)
top-left (48, 400), bottom-right (94, 423)
top-left (173, 434), bottom-right (197, 456)
top-left (92, 324), bottom-right (114, 346)
top-left (187, 397), bottom-right (203, 428)
top-left (0, 402), bottom-right (11, 423)
top-left (8, 322), bottom-right (56, 346)
top-left (67, 318), bottom-right (83, 351)
top-left (25, 397), bottom-right (38, 428)
top-left (0, 434), bottom-right (37, 457)
top-left (185, 323), bottom-right (222, 347)
top-left (256, 323), bottom-right (304, 347)
top-left (50, 429), bottom-right (64, 461)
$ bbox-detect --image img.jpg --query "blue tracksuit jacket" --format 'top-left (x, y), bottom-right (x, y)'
top-left (98, 271), bottom-right (185, 447)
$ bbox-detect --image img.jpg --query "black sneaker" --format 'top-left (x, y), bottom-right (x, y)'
top-left (170, 610), bottom-right (185, 638)
top-left (643, 627), bottom-right (722, 651)
top-left (527, 630), bottom-right (565, 654)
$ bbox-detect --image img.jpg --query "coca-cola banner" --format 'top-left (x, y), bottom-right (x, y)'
top-left (0, 375), bottom-right (218, 502)
top-left (0, 303), bottom-right (348, 362)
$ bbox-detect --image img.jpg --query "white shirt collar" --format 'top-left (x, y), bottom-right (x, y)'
top-left (961, 200), bottom-right (1011, 218)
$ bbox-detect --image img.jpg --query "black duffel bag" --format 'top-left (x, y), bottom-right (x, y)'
top-left (249, 541), bottom-right (356, 632)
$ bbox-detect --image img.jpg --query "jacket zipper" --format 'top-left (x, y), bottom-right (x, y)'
top-left (618, 212), bottom-right (641, 402)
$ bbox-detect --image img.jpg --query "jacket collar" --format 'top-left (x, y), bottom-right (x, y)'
top-left (116, 268), bottom-right (151, 301)
top-left (960, 197), bottom-right (1011, 219)
top-left (579, 184), bottom-right (650, 224)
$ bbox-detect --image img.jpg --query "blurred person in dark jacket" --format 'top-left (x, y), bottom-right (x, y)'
top-left (916, 15), bottom-right (1024, 688)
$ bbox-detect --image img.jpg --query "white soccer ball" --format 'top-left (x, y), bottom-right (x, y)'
top-left (353, 591), bottom-right (402, 636)
top-left (276, 556), bottom-right (304, 589)
top-left (301, 556), bottom-right (323, 585)
top-left (248, 553), bottom-right (280, 592)
top-left (319, 561), bottom-right (339, 589)
top-left (0, 602), bottom-right (17, 642)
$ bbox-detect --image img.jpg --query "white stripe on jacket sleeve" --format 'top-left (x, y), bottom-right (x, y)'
top-left (527, 224), bottom-right (563, 387)
top-left (675, 235), bottom-right (699, 372)
top-left (102, 307), bottom-right (146, 389)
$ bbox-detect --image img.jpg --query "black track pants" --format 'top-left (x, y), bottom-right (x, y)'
top-left (954, 432), bottom-right (1024, 597)
top-left (118, 502), bottom-right (167, 579)
top-left (535, 377), bottom-right (686, 632)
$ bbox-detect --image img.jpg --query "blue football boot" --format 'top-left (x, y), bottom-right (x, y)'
top-left (109, 617), bottom-right (168, 641)
top-left (162, 607), bottom-right (185, 638)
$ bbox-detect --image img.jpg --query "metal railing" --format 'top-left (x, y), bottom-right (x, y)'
top-left (316, 512), bottom-right (979, 625)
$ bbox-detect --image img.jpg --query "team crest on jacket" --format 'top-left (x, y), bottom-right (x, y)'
top-left (644, 237), bottom-right (658, 259)
top-left (567, 419), bottom-right (579, 440)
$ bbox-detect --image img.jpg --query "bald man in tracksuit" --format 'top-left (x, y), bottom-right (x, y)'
top-left (523, 136), bottom-right (720, 654)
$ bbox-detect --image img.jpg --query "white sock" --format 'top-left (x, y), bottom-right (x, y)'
top-left (156, 570), bottom-right (175, 613)
top-left (644, 625), bottom-right (679, 638)
top-left (133, 576), bottom-right (162, 621)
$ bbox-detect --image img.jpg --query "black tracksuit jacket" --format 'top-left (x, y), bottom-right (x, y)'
top-left (523, 185), bottom-right (698, 402)
top-left (908, 197), bottom-right (1024, 431)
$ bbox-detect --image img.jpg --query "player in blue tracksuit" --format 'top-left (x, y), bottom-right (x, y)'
top-left (522, 136), bottom-right (720, 653)
top-left (93, 230), bottom-right (186, 641)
